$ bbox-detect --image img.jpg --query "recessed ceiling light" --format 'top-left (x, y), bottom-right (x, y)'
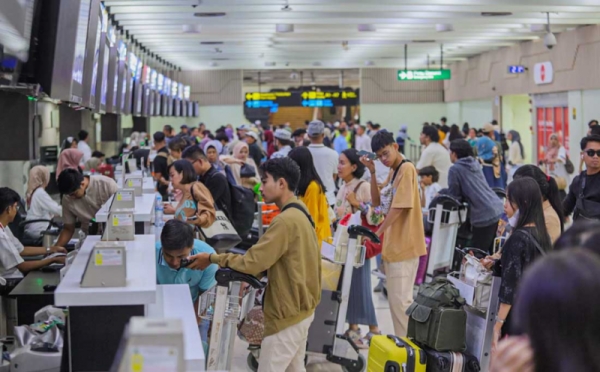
top-left (182, 24), bottom-right (201, 33)
top-left (194, 12), bottom-right (226, 17)
top-left (435, 24), bottom-right (454, 32)
top-left (210, 62), bottom-right (218, 67)
top-left (200, 41), bottom-right (223, 45)
top-left (265, 62), bottom-right (276, 67)
top-left (358, 24), bottom-right (376, 32)
top-left (276, 24), bottom-right (294, 33)
top-left (481, 12), bottom-right (512, 17)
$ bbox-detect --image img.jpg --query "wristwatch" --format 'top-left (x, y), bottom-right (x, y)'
top-left (496, 317), bottom-right (505, 324)
top-left (46, 246), bottom-right (51, 255)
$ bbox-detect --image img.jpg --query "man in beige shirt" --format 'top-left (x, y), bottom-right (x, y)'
top-left (362, 131), bottom-right (427, 337)
top-left (55, 169), bottom-right (118, 247)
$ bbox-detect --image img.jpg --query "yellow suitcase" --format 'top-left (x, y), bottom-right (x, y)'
top-left (368, 335), bottom-right (427, 372)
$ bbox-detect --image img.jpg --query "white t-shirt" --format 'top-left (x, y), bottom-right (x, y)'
top-left (355, 134), bottom-right (372, 152)
top-left (78, 141), bottom-right (92, 163)
top-left (308, 144), bottom-right (339, 206)
top-left (423, 182), bottom-right (442, 213)
top-left (361, 159), bottom-right (390, 185)
top-left (0, 225), bottom-right (24, 279)
top-left (25, 188), bottom-right (62, 238)
top-left (416, 142), bottom-right (452, 188)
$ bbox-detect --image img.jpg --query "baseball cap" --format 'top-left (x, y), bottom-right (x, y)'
top-left (237, 124), bottom-right (250, 131)
top-left (482, 123), bottom-right (495, 133)
top-left (181, 124), bottom-right (188, 129)
top-left (307, 121), bottom-right (325, 137)
top-left (274, 129), bottom-right (292, 141)
top-left (246, 131), bottom-right (259, 141)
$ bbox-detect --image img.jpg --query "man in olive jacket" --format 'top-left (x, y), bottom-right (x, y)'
top-left (189, 157), bottom-right (321, 372)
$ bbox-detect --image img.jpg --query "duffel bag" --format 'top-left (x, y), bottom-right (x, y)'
top-left (407, 305), bottom-right (467, 352)
top-left (413, 278), bottom-right (466, 310)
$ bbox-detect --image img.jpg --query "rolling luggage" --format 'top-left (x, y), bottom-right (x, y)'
top-left (421, 346), bottom-right (480, 372)
top-left (415, 237), bottom-right (431, 285)
top-left (368, 335), bottom-right (427, 372)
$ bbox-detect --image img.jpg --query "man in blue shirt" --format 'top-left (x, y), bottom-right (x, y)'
top-left (334, 127), bottom-right (349, 154)
top-left (155, 219), bottom-right (218, 345)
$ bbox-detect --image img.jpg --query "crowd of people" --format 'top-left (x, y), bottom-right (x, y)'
top-left (1, 115), bottom-right (600, 371)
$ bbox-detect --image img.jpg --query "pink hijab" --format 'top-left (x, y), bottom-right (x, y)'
top-left (56, 148), bottom-right (83, 180)
top-left (233, 141), bottom-right (249, 161)
top-left (27, 166), bottom-right (50, 207)
top-left (545, 133), bottom-right (560, 171)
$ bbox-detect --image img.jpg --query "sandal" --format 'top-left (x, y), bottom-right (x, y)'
top-left (345, 329), bottom-right (369, 349)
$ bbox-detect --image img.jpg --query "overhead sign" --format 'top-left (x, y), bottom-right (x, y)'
top-left (534, 62), bottom-right (553, 85)
top-left (508, 65), bottom-right (526, 74)
top-left (244, 90), bottom-right (358, 109)
top-left (397, 69), bottom-right (451, 81)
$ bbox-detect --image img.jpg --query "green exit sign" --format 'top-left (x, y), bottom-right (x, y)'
top-left (397, 69), bottom-right (451, 81)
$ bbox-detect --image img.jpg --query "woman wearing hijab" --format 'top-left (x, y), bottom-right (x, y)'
top-left (56, 149), bottom-right (84, 180)
top-left (24, 166), bottom-right (62, 243)
top-left (543, 133), bottom-right (569, 198)
top-left (84, 157), bottom-right (103, 173)
top-left (507, 130), bottom-right (525, 183)
top-left (61, 137), bottom-right (78, 152)
top-left (227, 142), bottom-right (259, 190)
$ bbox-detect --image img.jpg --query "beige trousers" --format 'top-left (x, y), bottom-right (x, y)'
top-left (384, 257), bottom-right (420, 337)
top-left (258, 313), bottom-right (315, 372)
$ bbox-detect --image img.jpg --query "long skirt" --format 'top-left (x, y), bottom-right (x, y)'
top-left (346, 259), bottom-right (378, 326)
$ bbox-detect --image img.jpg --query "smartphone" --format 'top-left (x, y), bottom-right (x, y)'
top-left (358, 150), bottom-right (376, 160)
top-left (180, 258), bottom-right (194, 269)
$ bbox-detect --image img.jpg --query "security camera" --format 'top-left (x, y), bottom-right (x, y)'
top-left (544, 32), bottom-right (557, 49)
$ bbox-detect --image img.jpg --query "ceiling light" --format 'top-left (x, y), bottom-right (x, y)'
top-left (276, 24), bottom-right (294, 33)
top-left (200, 41), bottom-right (223, 45)
top-left (435, 24), bottom-right (454, 32)
top-left (364, 60), bottom-right (375, 66)
top-left (194, 12), bottom-right (226, 17)
top-left (481, 12), bottom-right (512, 17)
top-left (412, 40), bottom-right (436, 43)
top-left (358, 24), bottom-right (376, 32)
top-left (265, 62), bottom-right (276, 67)
top-left (182, 24), bottom-right (201, 33)
top-left (210, 62), bottom-right (218, 67)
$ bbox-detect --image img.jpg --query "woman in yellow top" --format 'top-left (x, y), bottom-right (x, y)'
top-left (288, 146), bottom-right (332, 246)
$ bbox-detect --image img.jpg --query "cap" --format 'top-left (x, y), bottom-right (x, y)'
top-left (307, 121), bottom-right (325, 137)
top-left (181, 124), bottom-right (188, 129)
top-left (246, 131), bottom-right (259, 141)
top-left (237, 124), bottom-right (250, 131)
top-left (274, 129), bottom-right (292, 141)
top-left (482, 123), bottom-right (495, 133)
top-left (254, 120), bottom-right (261, 125)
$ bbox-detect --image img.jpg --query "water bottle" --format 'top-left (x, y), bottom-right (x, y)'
top-left (155, 193), bottom-right (164, 239)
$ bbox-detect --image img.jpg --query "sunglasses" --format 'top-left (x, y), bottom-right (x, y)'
top-left (585, 149), bottom-right (600, 158)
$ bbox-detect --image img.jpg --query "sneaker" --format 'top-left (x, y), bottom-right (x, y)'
top-left (374, 281), bottom-right (384, 293)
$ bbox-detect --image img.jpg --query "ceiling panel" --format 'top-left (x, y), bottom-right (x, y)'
top-left (104, 0), bottom-right (599, 70)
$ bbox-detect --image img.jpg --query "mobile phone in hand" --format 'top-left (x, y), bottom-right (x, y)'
top-left (358, 150), bottom-right (376, 160)
top-left (180, 258), bottom-right (194, 269)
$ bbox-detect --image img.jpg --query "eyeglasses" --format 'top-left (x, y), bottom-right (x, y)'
top-left (585, 149), bottom-right (600, 158)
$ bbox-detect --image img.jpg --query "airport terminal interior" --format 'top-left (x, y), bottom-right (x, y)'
top-left (2, 0), bottom-right (600, 371)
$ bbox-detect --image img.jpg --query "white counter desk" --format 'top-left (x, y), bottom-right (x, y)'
top-left (54, 235), bottom-right (156, 307)
top-left (95, 193), bottom-right (156, 234)
top-left (116, 176), bottom-right (155, 194)
top-left (147, 285), bottom-right (206, 371)
top-left (56, 235), bottom-right (157, 371)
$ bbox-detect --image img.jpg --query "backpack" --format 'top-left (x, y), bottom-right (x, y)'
top-left (156, 151), bottom-right (174, 167)
top-left (209, 170), bottom-right (255, 237)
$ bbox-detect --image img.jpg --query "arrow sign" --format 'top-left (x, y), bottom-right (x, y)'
top-left (245, 93), bottom-right (252, 100)
top-left (302, 100), bottom-right (308, 107)
top-left (302, 92), bottom-right (309, 99)
top-left (397, 69), bottom-right (451, 81)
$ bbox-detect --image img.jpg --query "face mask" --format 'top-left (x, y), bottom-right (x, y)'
top-left (508, 210), bottom-right (520, 227)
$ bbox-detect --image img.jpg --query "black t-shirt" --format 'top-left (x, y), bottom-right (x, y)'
top-left (153, 146), bottom-right (170, 196)
top-left (200, 165), bottom-right (232, 218)
top-left (564, 171), bottom-right (600, 220)
top-left (248, 142), bottom-right (263, 167)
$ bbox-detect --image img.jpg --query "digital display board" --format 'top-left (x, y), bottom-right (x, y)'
top-left (164, 78), bottom-right (171, 97)
top-left (89, 13), bottom-right (102, 107)
top-left (183, 85), bottom-right (191, 100)
top-left (128, 52), bottom-right (138, 78)
top-left (508, 65), bottom-right (526, 74)
top-left (244, 90), bottom-right (359, 109)
top-left (72, 0), bottom-right (91, 94)
top-left (397, 69), bottom-right (451, 81)
top-left (150, 69), bottom-right (157, 89)
top-left (171, 80), bottom-right (178, 97)
top-left (157, 73), bottom-right (164, 92)
top-left (178, 83), bottom-right (184, 99)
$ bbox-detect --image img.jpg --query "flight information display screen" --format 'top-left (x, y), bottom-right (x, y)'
top-left (244, 90), bottom-right (359, 109)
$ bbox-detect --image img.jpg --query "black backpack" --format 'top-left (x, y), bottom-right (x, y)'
top-left (228, 183), bottom-right (255, 237)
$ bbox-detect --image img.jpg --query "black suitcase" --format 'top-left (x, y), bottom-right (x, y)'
top-left (422, 346), bottom-right (480, 372)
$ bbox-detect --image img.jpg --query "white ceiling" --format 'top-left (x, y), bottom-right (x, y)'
top-left (104, 0), bottom-right (600, 71)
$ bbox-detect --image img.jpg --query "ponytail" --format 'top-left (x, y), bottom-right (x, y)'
top-left (546, 176), bottom-right (565, 232)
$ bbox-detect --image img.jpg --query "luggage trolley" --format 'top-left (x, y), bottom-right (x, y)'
top-left (426, 195), bottom-right (468, 281)
top-left (245, 224), bottom-right (380, 372)
top-left (198, 268), bottom-right (266, 371)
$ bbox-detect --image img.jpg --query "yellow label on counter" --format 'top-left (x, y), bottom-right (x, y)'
top-left (95, 252), bottom-right (103, 266)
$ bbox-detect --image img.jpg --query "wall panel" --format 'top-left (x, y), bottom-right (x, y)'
top-left (361, 68), bottom-right (444, 104)
top-left (180, 70), bottom-right (242, 106)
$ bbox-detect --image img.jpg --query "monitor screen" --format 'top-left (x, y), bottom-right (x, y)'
top-left (164, 78), bottom-right (171, 97)
top-left (171, 80), bottom-right (178, 97)
top-left (89, 13), bottom-right (102, 107)
top-left (141, 65), bottom-right (150, 84)
top-left (100, 37), bottom-right (109, 108)
top-left (157, 73), bottom-right (164, 93)
top-left (183, 85), bottom-right (190, 100)
top-left (128, 52), bottom-right (138, 78)
top-left (116, 40), bottom-right (127, 112)
top-left (178, 83), bottom-right (184, 99)
top-left (71, 0), bottom-right (91, 101)
top-left (136, 60), bottom-right (142, 81)
top-left (150, 69), bottom-right (157, 90)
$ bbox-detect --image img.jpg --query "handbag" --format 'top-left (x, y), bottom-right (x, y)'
top-left (240, 163), bottom-right (256, 178)
top-left (461, 255), bottom-right (492, 311)
top-left (565, 154), bottom-right (575, 174)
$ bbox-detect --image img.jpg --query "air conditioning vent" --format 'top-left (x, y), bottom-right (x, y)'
top-left (412, 40), bottom-right (436, 43)
top-left (481, 12), bottom-right (512, 17)
top-left (201, 41), bottom-right (224, 45)
top-left (194, 12), bottom-right (226, 17)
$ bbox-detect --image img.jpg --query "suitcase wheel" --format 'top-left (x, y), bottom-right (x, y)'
top-left (341, 353), bottom-right (366, 372)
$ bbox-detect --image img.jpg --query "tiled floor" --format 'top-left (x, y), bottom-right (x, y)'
top-left (230, 258), bottom-right (393, 371)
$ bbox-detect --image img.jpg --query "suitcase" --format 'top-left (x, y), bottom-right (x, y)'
top-left (407, 306), bottom-right (467, 352)
top-left (368, 335), bottom-right (427, 372)
top-left (421, 346), bottom-right (480, 372)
